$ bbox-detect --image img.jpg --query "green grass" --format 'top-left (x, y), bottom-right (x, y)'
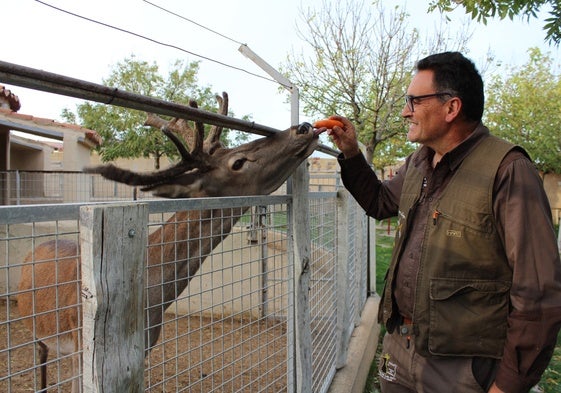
top-left (363, 220), bottom-right (561, 393)
top-left (363, 223), bottom-right (393, 393)
top-left (541, 333), bottom-right (561, 392)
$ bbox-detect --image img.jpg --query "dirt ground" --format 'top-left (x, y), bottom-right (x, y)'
top-left (0, 299), bottom-right (288, 392)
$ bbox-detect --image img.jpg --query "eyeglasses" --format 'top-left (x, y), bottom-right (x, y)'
top-left (404, 92), bottom-right (453, 112)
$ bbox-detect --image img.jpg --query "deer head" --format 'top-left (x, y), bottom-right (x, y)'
top-left (85, 92), bottom-right (319, 197)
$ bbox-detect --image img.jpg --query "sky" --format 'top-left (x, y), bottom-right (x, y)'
top-left (2, 0), bottom-right (560, 152)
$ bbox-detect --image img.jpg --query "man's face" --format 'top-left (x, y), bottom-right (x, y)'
top-left (402, 70), bottom-right (451, 147)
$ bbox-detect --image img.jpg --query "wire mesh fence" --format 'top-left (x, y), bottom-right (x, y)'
top-left (0, 170), bottom-right (155, 205)
top-left (0, 177), bottom-right (369, 392)
top-left (142, 202), bottom-right (294, 392)
top-left (1, 213), bottom-right (82, 392)
top-left (308, 196), bottom-right (338, 393)
top-left (0, 170), bottom-right (337, 205)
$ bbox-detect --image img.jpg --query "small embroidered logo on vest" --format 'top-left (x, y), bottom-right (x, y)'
top-left (446, 229), bottom-right (462, 238)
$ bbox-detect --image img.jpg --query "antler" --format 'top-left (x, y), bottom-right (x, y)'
top-left (145, 114), bottom-right (195, 151)
top-left (144, 92), bottom-right (228, 155)
top-left (187, 99), bottom-right (205, 156)
top-left (85, 92), bottom-right (234, 196)
top-left (206, 92), bottom-right (228, 147)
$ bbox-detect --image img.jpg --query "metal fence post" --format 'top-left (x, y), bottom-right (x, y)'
top-left (15, 170), bottom-right (20, 205)
top-left (250, 205), bottom-right (270, 318)
top-left (356, 206), bottom-right (369, 320)
top-left (80, 203), bottom-right (148, 392)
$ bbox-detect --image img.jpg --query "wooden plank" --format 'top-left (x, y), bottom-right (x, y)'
top-left (80, 203), bottom-right (148, 393)
top-left (336, 190), bottom-right (351, 368)
top-left (292, 161), bottom-right (313, 393)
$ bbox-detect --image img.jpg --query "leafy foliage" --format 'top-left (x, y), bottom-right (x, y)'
top-left (485, 48), bottom-right (561, 174)
top-left (284, 0), bottom-right (473, 166)
top-left (62, 55), bottom-right (247, 169)
top-left (429, 0), bottom-right (561, 46)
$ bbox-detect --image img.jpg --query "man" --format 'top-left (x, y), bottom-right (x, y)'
top-left (323, 52), bottom-right (561, 392)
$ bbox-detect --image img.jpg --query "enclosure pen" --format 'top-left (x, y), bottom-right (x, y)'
top-left (0, 173), bottom-right (371, 393)
top-left (0, 60), bottom-right (375, 392)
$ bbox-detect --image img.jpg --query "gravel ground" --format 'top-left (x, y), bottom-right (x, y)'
top-left (1, 299), bottom-right (288, 392)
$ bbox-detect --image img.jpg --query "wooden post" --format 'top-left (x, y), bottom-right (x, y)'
top-left (336, 189), bottom-right (351, 368)
top-left (80, 203), bottom-right (148, 393)
top-left (292, 160), bottom-right (313, 393)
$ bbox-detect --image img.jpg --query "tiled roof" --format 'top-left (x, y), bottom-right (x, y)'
top-left (0, 105), bottom-right (102, 147)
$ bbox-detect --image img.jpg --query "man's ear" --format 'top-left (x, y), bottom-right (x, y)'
top-left (445, 97), bottom-right (462, 122)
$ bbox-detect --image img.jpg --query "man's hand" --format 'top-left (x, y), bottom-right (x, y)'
top-left (324, 116), bottom-right (361, 159)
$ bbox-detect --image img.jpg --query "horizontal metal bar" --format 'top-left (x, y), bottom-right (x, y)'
top-left (0, 195), bottom-right (293, 225)
top-left (145, 195), bottom-right (292, 215)
top-left (0, 202), bottom-right (83, 224)
top-left (0, 60), bottom-right (340, 156)
top-left (307, 192), bottom-right (338, 199)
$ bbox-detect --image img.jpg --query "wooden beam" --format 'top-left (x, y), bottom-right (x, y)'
top-left (80, 203), bottom-right (148, 392)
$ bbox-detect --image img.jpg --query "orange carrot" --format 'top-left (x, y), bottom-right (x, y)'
top-left (313, 119), bottom-right (344, 129)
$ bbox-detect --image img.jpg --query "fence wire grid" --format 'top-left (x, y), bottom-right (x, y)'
top-left (0, 173), bottom-right (369, 393)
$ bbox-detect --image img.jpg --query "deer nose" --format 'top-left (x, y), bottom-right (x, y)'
top-left (297, 122), bottom-right (313, 134)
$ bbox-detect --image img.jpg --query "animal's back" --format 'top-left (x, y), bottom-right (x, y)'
top-left (17, 239), bottom-right (81, 353)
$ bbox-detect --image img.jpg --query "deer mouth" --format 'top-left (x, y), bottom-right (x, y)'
top-left (314, 128), bottom-right (326, 137)
top-left (299, 121), bottom-right (327, 138)
top-left (292, 122), bottom-right (319, 158)
top-left (297, 122), bottom-right (313, 135)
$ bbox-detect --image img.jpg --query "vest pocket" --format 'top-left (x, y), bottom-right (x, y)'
top-left (428, 278), bottom-right (510, 357)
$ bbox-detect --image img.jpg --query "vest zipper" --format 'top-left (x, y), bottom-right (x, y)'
top-left (418, 176), bottom-right (428, 204)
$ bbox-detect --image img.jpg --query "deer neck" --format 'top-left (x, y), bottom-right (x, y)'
top-left (145, 206), bottom-right (248, 316)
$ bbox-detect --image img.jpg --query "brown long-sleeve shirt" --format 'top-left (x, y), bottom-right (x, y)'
top-left (338, 124), bottom-right (561, 393)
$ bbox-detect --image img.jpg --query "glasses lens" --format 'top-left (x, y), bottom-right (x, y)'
top-left (404, 93), bottom-right (451, 112)
top-left (405, 96), bottom-right (414, 112)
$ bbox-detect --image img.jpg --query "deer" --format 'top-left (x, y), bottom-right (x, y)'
top-left (16, 92), bottom-right (322, 392)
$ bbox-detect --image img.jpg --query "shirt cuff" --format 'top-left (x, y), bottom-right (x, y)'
top-left (337, 151), bottom-right (368, 167)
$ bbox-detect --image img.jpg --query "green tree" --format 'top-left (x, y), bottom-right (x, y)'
top-left (284, 0), bottom-right (473, 171)
top-left (429, 0), bottom-right (561, 45)
top-left (62, 55), bottom-right (246, 169)
top-left (485, 47), bottom-right (561, 174)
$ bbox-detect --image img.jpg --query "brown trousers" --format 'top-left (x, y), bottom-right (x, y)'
top-left (378, 330), bottom-right (497, 393)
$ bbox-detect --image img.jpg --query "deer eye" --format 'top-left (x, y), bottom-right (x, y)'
top-left (231, 158), bottom-right (247, 171)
